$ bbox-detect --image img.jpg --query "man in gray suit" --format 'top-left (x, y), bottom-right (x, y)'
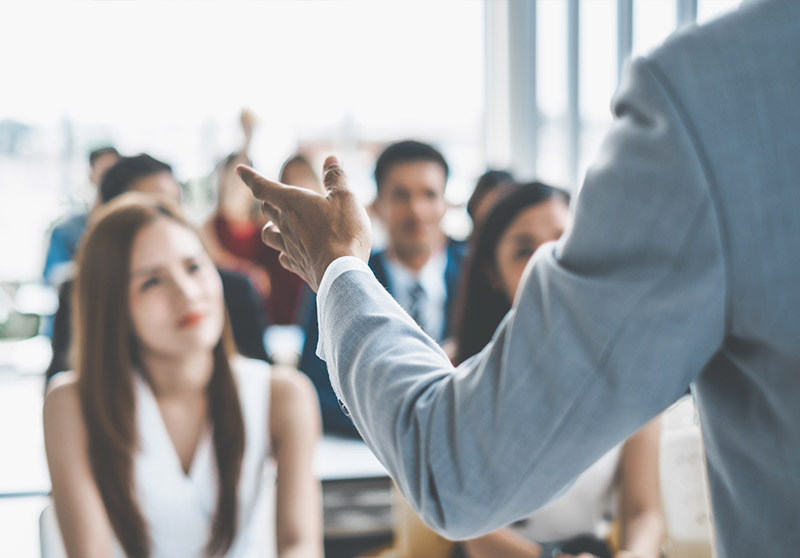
top-left (238, 1), bottom-right (800, 555)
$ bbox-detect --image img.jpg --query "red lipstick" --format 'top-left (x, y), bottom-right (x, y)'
top-left (177, 312), bottom-right (205, 329)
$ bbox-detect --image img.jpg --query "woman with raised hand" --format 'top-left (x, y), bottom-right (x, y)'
top-left (43, 193), bottom-right (322, 558)
top-left (201, 151), bottom-right (315, 325)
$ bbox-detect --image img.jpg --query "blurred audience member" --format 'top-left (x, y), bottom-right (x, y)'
top-left (42, 146), bottom-right (120, 285)
top-left (279, 154), bottom-right (322, 191)
top-left (299, 140), bottom-right (466, 437)
top-left (452, 182), bottom-right (568, 364)
top-left (100, 154), bottom-right (181, 204)
top-left (201, 150), bottom-right (312, 325)
top-left (201, 151), bottom-right (271, 294)
top-left (200, 109), bottom-right (268, 296)
top-left (452, 184), bottom-right (663, 558)
top-left (44, 194), bottom-right (322, 558)
top-left (465, 169), bottom-right (514, 231)
top-left (46, 154), bottom-right (268, 382)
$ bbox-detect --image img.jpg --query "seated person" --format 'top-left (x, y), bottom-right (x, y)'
top-left (43, 146), bottom-right (120, 286)
top-left (299, 140), bottom-right (466, 437)
top-left (465, 169), bottom-right (514, 232)
top-left (45, 154), bottom-right (268, 382)
top-left (202, 152), bottom-right (311, 325)
top-left (43, 194), bottom-right (322, 558)
top-left (452, 183), bottom-right (663, 558)
top-left (200, 112), bottom-right (307, 326)
top-left (201, 151), bottom-right (273, 301)
top-left (278, 154), bottom-right (323, 191)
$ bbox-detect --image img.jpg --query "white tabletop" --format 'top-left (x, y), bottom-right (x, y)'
top-left (314, 435), bottom-right (388, 482)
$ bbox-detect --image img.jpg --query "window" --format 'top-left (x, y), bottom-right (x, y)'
top-left (490, 0), bottom-right (741, 192)
top-left (0, 1), bottom-right (485, 281)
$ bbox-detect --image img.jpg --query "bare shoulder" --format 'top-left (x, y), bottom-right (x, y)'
top-left (43, 371), bottom-right (85, 440)
top-left (269, 365), bottom-right (320, 440)
top-left (44, 371), bottom-right (80, 417)
top-left (270, 364), bottom-right (316, 401)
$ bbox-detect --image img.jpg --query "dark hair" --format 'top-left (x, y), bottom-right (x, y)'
top-left (279, 154), bottom-right (315, 182)
top-left (466, 169), bottom-right (514, 221)
top-left (452, 182), bottom-right (569, 365)
top-left (74, 194), bottom-right (244, 557)
top-left (374, 140), bottom-right (449, 193)
top-left (100, 154), bottom-right (172, 203)
top-left (89, 146), bottom-right (119, 167)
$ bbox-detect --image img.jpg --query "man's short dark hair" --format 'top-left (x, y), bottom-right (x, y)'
top-left (374, 140), bottom-right (449, 194)
top-left (88, 146), bottom-right (119, 167)
top-left (100, 154), bottom-right (172, 203)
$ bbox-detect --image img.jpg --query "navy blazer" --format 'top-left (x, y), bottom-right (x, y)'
top-left (299, 239), bottom-right (466, 437)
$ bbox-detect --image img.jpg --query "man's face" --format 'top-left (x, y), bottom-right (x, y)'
top-left (89, 152), bottom-right (120, 187)
top-left (375, 161), bottom-right (448, 257)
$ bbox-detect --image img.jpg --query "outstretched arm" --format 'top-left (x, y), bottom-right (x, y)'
top-left (239, 57), bottom-right (726, 540)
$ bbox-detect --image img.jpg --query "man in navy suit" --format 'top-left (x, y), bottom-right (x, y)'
top-left (299, 140), bottom-right (466, 437)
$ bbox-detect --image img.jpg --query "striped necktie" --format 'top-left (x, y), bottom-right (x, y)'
top-left (407, 281), bottom-right (427, 333)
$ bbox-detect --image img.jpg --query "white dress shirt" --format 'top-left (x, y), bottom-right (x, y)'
top-left (383, 248), bottom-right (448, 342)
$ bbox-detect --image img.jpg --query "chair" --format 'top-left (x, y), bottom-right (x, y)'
top-left (39, 502), bottom-right (66, 558)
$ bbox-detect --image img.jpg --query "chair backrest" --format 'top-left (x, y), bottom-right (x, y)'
top-left (39, 502), bottom-right (66, 558)
top-left (659, 396), bottom-right (715, 558)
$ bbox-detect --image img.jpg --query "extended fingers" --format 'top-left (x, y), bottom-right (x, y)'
top-left (236, 164), bottom-right (289, 206)
top-left (260, 201), bottom-right (279, 223)
top-left (322, 156), bottom-right (348, 193)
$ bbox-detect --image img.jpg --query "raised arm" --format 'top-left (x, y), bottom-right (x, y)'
top-left (43, 374), bottom-right (116, 557)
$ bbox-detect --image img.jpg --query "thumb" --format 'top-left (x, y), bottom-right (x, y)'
top-left (322, 156), bottom-right (348, 193)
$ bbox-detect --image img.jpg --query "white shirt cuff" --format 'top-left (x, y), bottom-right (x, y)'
top-left (316, 256), bottom-right (372, 361)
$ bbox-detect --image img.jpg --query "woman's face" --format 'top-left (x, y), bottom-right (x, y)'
top-left (220, 165), bottom-right (258, 221)
top-left (281, 161), bottom-right (320, 191)
top-left (128, 217), bottom-right (225, 359)
top-left (493, 197), bottom-right (569, 302)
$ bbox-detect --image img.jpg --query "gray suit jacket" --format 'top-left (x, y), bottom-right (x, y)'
top-left (316, 1), bottom-right (800, 555)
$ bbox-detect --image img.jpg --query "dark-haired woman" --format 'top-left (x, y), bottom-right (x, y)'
top-left (44, 194), bottom-right (322, 558)
top-left (453, 183), bottom-right (663, 558)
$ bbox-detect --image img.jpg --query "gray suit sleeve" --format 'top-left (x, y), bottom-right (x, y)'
top-left (318, 58), bottom-right (727, 539)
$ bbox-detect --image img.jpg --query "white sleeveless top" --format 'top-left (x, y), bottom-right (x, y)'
top-left (511, 444), bottom-right (622, 544)
top-left (113, 357), bottom-right (276, 558)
